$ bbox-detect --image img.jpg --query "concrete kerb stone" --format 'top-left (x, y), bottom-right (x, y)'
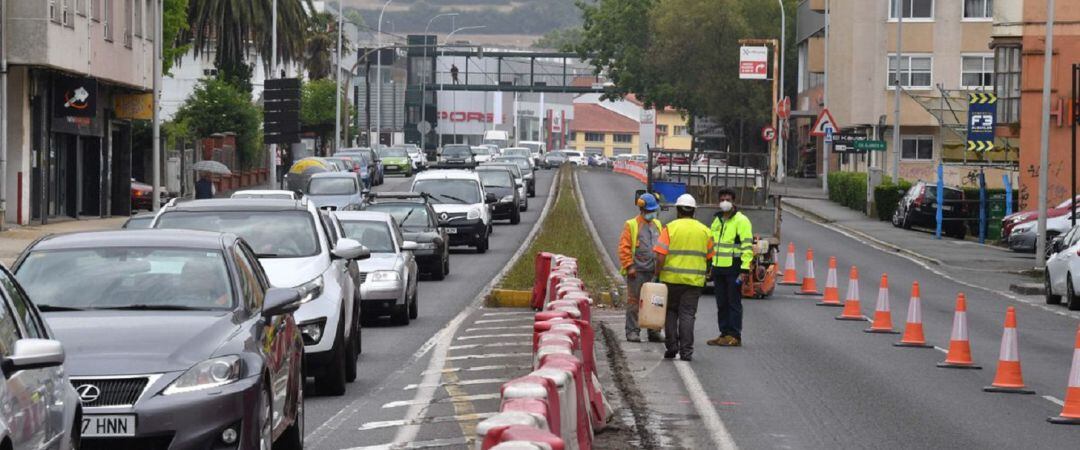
top-left (487, 171), bottom-right (562, 308)
top-left (573, 169), bottom-right (626, 307)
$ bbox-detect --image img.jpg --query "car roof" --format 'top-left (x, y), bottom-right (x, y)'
top-left (310, 171), bottom-right (358, 179)
top-left (32, 229), bottom-right (231, 252)
top-left (163, 198), bottom-right (309, 212)
top-left (414, 169), bottom-right (481, 181)
top-left (334, 211), bottom-right (394, 223)
top-left (232, 189), bottom-right (299, 197)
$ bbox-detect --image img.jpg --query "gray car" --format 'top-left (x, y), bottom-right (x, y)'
top-left (13, 230), bottom-right (306, 450)
top-left (334, 211), bottom-right (420, 325)
top-left (306, 172), bottom-right (366, 211)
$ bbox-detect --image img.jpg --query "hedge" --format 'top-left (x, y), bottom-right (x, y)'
top-left (873, 178), bottom-right (913, 221)
top-left (827, 172), bottom-right (868, 212)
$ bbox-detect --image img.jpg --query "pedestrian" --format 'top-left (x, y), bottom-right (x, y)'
top-left (619, 193), bottom-right (664, 343)
top-left (707, 188), bottom-right (753, 347)
top-left (653, 194), bottom-right (714, 361)
top-left (450, 64), bottom-right (460, 84)
top-left (194, 172), bottom-right (216, 199)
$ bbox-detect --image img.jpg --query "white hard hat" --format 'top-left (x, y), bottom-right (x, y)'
top-left (675, 194), bottom-right (697, 209)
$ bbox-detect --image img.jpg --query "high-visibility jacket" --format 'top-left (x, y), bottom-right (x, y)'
top-left (619, 216), bottom-right (663, 275)
top-left (709, 211), bottom-right (754, 270)
top-left (654, 218), bottom-right (715, 287)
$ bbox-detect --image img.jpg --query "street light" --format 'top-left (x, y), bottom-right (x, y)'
top-left (334, 0), bottom-right (345, 153)
top-left (375, 0), bottom-right (393, 147)
top-left (776, 0), bottom-right (786, 182)
top-left (421, 13), bottom-right (460, 151)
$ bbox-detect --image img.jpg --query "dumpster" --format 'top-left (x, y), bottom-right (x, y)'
top-left (652, 181), bottom-right (687, 204)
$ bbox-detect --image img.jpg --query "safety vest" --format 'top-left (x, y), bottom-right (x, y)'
top-left (621, 217), bottom-right (663, 275)
top-left (710, 211), bottom-right (754, 270)
top-left (659, 218), bottom-right (712, 287)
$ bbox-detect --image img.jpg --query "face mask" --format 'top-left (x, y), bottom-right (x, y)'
top-left (644, 212), bottom-right (658, 221)
top-left (719, 201), bottom-right (734, 212)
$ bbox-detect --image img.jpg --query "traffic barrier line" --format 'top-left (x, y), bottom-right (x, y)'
top-left (450, 343), bottom-right (534, 351)
top-left (344, 436), bottom-right (473, 450)
top-left (464, 326), bottom-right (536, 332)
top-left (446, 353), bottom-right (534, 361)
top-left (458, 333), bottom-right (534, 341)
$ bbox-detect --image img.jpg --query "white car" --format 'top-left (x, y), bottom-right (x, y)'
top-left (231, 189), bottom-right (302, 200)
top-left (0, 265), bottom-right (81, 450)
top-left (471, 146), bottom-right (494, 164)
top-left (1045, 224), bottom-right (1080, 310)
top-left (519, 141), bottom-right (546, 166)
top-left (403, 145), bottom-right (428, 171)
top-left (411, 170), bottom-right (495, 253)
top-left (563, 150), bottom-right (587, 166)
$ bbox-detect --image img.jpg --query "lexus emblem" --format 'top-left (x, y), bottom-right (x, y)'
top-left (439, 212), bottom-right (449, 221)
top-left (76, 384), bottom-right (101, 403)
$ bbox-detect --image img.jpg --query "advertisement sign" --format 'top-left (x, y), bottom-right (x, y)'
top-left (966, 93), bottom-right (997, 152)
top-left (739, 46), bottom-right (769, 80)
top-left (53, 75), bottom-right (97, 118)
top-left (640, 109), bottom-right (657, 153)
top-left (114, 94), bottom-right (154, 120)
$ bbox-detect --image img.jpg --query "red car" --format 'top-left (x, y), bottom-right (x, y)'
top-left (131, 179), bottom-right (154, 211)
top-left (1001, 195), bottom-right (1080, 239)
top-left (655, 154), bottom-right (690, 165)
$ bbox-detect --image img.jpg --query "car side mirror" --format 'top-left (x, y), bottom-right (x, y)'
top-left (262, 288), bottom-right (302, 318)
top-left (332, 238), bottom-right (371, 261)
top-left (2, 339), bottom-right (65, 377)
top-left (485, 193), bottom-right (498, 204)
top-left (402, 241), bottom-right (419, 251)
top-left (1052, 237), bottom-right (1065, 253)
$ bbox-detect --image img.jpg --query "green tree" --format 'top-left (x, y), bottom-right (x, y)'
top-left (183, 0), bottom-right (312, 80)
top-left (532, 27), bottom-right (584, 51)
top-left (172, 78), bottom-right (263, 168)
top-left (301, 79), bottom-right (349, 155)
top-left (163, 0), bottom-right (192, 75)
top-left (304, 11), bottom-right (350, 80)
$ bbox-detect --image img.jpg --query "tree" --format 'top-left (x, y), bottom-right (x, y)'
top-left (304, 11), bottom-right (350, 80)
top-left (301, 79), bottom-right (349, 155)
top-left (163, 0), bottom-right (192, 75)
top-left (532, 28), bottom-right (584, 51)
top-left (183, 0), bottom-right (312, 79)
top-left (172, 78), bottom-right (263, 168)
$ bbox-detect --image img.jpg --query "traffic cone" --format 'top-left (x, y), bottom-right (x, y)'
top-left (937, 293), bottom-right (982, 369)
top-left (779, 243), bottom-right (800, 285)
top-left (984, 307), bottom-right (1035, 394)
top-left (1048, 325), bottom-right (1080, 424)
top-left (894, 281), bottom-right (933, 348)
top-left (794, 248), bottom-right (820, 295)
top-left (816, 257), bottom-right (842, 307)
top-left (835, 266), bottom-right (865, 321)
top-left (865, 274), bottom-right (899, 334)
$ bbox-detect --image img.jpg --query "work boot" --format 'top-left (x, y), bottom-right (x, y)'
top-left (706, 335), bottom-right (728, 346)
top-left (715, 336), bottom-right (742, 347)
top-left (663, 350), bottom-right (677, 359)
top-left (626, 334), bottom-right (641, 343)
top-left (646, 331), bottom-right (663, 343)
top-left (680, 354), bottom-right (693, 362)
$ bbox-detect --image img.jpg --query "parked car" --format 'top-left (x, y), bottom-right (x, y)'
top-left (411, 170), bottom-right (495, 253)
top-left (306, 172), bottom-right (365, 211)
top-left (132, 178), bottom-right (154, 210)
top-left (476, 168), bottom-right (521, 224)
top-left (123, 212), bottom-right (156, 229)
top-left (1008, 212), bottom-right (1075, 253)
top-left (334, 152), bottom-right (373, 189)
top-left (324, 157), bottom-right (353, 172)
top-left (502, 147), bottom-right (532, 160)
top-left (13, 230), bottom-right (306, 449)
top-left (362, 192), bottom-right (450, 280)
top-left (334, 212), bottom-right (421, 324)
top-left (232, 189), bottom-right (303, 200)
top-left (284, 157), bottom-right (335, 192)
top-left (471, 146), bottom-right (495, 164)
top-left (493, 156), bottom-right (536, 197)
top-left (0, 264), bottom-right (81, 450)
top-left (154, 198), bottom-right (369, 395)
top-left (563, 150), bottom-right (587, 166)
top-left (1045, 224), bottom-right (1080, 310)
top-left (340, 148), bottom-right (383, 186)
top-left (543, 151), bottom-right (568, 168)
top-left (480, 163), bottom-right (528, 211)
top-left (891, 181), bottom-right (968, 239)
top-left (438, 144), bottom-right (477, 169)
top-left (376, 147), bottom-right (414, 177)
top-left (629, 154), bottom-right (648, 164)
top-left (1002, 195), bottom-right (1080, 239)
top-left (655, 153), bottom-right (690, 165)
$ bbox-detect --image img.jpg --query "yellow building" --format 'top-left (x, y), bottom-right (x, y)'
top-left (656, 109), bottom-right (693, 151)
top-left (570, 104), bottom-right (641, 157)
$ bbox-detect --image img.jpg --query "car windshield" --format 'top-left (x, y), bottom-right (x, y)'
top-left (367, 204), bottom-right (430, 228)
top-left (157, 211), bottom-right (320, 258)
top-left (472, 147), bottom-right (491, 155)
top-left (413, 179), bottom-right (481, 204)
top-left (341, 221), bottom-right (396, 253)
top-left (485, 164), bottom-right (521, 179)
top-left (308, 178), bottom-right (357, 195)
top-left (504, 149), bottom-right (530, 158)
top-left (123, 216), bottom-right (153, 229)
top-left (478, 170), bottom-right (514, 188)
top-left (520, 143), bottom-right (541, 153)
top-left (496, 157), bottom-right (531, 171)
top-left (442, 146), bottom-right (472, 158)
top-left (17, 248), bottom-right (233, 310)
top-left (379, 148), bottom-right (409, 158)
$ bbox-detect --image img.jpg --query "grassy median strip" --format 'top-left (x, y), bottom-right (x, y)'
top-left (499, 166), bottom-right (613, 300)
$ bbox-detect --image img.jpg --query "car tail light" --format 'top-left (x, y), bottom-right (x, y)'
top-left (913, 189), bottom-right (925, 208)
top-left (353, 163), bottom-right (361, 171)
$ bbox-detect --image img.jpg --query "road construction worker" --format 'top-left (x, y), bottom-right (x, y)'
top-left (619, 193), bottom-right (664, 343)
top-left (707, 188), bottom-right (754, 347)
top-left (653, 194), bottom-right (714, 361)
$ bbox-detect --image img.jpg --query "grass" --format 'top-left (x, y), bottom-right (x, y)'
top-left (500, 166), bottom-right (614, 298)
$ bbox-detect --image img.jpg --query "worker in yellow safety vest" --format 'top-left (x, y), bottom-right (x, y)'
top-left (706, 188), bottom-right (754, 347)
top-left (619, 193), bottom-right (664, 343)
top-left (653, 194), bottom-right (714, 362)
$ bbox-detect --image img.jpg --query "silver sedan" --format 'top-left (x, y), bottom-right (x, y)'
top-left (334, 211), bottom-right (421, 325)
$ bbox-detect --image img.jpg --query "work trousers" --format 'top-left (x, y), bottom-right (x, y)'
top-left (664, 283), bottom-right (701, 358)
top-left (713, 266), bottom-right (743, 339)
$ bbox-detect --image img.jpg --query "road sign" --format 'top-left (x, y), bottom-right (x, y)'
top-left (777, 97), bottom-right (791, 119)
top-left (761, 126), bottom-right (776, 142)
top-left (739, 46), bottom-right (769, 80)
top-left (966, 92), bottom-right (997, 152)
top-left (417, 121), bottom-right (432, 135)
top-left (693, 116), bottom-right (725, 139)
top-left (824, 127), bottom-right (834, 144)
top-left (855, 140), bottom-right (887, 151)
top-left (810, 108), bottom-right (838, 137)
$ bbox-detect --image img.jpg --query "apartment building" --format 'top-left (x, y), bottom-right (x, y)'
top-left (2, 0), bottom-right (155, 225)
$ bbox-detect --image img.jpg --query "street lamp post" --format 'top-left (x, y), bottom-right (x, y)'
top-left (375, 0), bottom-right (393, 147)
top-left (334, 1), bottom-right (345, 153)
top-left (422, 13), bottom-right (459, 151)
top-left (152, 0), bottom-right (162, 209)
top-left (777, 0), bottom-right (786, 182)
top-left (1037, 0), bottom-right (1057, 269)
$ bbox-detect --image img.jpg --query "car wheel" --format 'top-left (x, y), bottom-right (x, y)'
top-left (528, 187), bottom-right (536, 198)
top-left (69, 409), bottom-right (82, 450)
top-left (511, 209), bottom-right (521, 225)
top-left (277, 369), bottom-right (304, 450)
top-left (1070, 277), bottom-right (1080, 311)
top-left (409, 290), bottom-right (418, 320)
top-left (901, 211), bottom-right (912, 230)
top-left (431, 259), bottom-right (446, 281)
top-left (259, 384), bottom-right (273, 450)
top-left (393, 302), bottom-right (411, 326)
top-left (444, 254), bottom-right (450, 275)
top-left (1046, 271), bottom-right (1062, 305)
top-left (316, 321), bottom-right (347, 396)
top-left (344, 328), bottom-right (358, 383)
top-left (477, 234), bottom-right (489, 254)
top-left (355, 309), bottom-right (363, 355)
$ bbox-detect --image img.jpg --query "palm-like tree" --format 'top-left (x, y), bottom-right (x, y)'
top-left (184, 0), bottom-right (312, 76)
top-left (304, 11), bottom-right (347, 80)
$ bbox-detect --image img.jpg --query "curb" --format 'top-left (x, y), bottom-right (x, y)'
top-left (574, 169), bottom-right (627, 306)
top-left (487, 289), bottom-right (533, 308)
top-left (1009, 282), bottom-right (1045, 296)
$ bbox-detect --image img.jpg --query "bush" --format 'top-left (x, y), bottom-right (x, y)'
top-left (827, 172), bottom-right (868, 212)
top-left (874, 178), bottom-right (913, 221)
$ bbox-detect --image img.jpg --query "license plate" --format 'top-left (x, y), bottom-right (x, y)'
top-left (83, 415), bottom-right (136, 437)
top-left (446, 228), bottom-right (458, 234)
top-left (386, 165), bottom-right (397, 170)
top-left (941, 205), bottom-right (953, 211)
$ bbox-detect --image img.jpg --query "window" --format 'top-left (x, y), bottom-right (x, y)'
top-left (613, 148), bottom-right (633, 155)
top-left (613, 134), bottom-right (633, 144)
top-left (889, 0), bottom-right (934, 20)
top-left (657, 125), bottom-right (669, 135)
top-left (584, 132), bottom-right (604, 142)
top-left (76, 0), bottom-right (86, 16)
top-left (50, 0), bottom-right (60, 23)
top-left (994, 46), bottom-right (1021, 123)
top-left (901, 136), bottom-right (934, 160)
top-left (91, 0), bottom-right (100, 21)
top-left (963, 0), bottom-right (992, 19)
top-left (133, 0), bottom-right (142, 37)
top-left (888, 54), bottom-right (932, 89)
top-left (144, 0), bottom-right (154, 40)
top-left (62, 0), bottom-right (72, 26)
top-left (123, 0), bottom-right (133, 46)
top-left (570, 132), bottom-right (577, 141)
top-left (231, 246), bottom-right (263, 313)
top-left (103, 0), bottom-right (112, 40)
top-left (586, 147), bottom-right (605, 156)
top-left (0, 272), bottom-right (46, 339)
top-left (961, 55), bottom-right (994, 88)
top-left (0, 299), bottom-right (20, 358)
top-left (674, 126), bottom-right (689, 136)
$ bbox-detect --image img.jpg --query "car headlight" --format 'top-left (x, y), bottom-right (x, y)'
top-left (501, 195), bottom-right (515, 203)
top-left (163, 355), bottom-right (242, 395)
top-left (370, 271), bottom-right (400, 282)
top-left (467, 208), bottom-right (482, 220)
top-left (298, 276), bottom-right (324, 304)
top-left (299, 319), bottom-right (326, 345)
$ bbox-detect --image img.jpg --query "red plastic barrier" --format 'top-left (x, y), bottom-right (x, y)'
top-left (535, 311), bottom-right (571, 323)
top-left (540, 354), bottom-right (593, 450)
top-left (482, 425), bottom-right (566, 450)
top-left (500, 376), bottom-right (562, 438)
top-left (547, 299), bottom-right (591, 325)
top-left (532, 252), bottom-right (556, 310)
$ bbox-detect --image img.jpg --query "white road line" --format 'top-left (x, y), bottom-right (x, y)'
top-left (456, 333), bottom-right (532, 341)
top-left (464, 325), bottom-right (534, 332)
top-left (474, 318), bottom-right (534, 324)
top-left (449, 342), bottom-right (532, 351)
top-left (422, 365), bottom-right (532, 375)
top-left (481, 311), bottom-right (535, 317)
top-left (344, 437), bottom-right (472, 450)
top-left (403, 378), bottom-right (508, 390)
top-left (674, 361), bottom-right (738, 450)
top-left (359, 412), bottom-right (497, 431)
top-left (383, 393), bottom-right (502, 409)
top-left (932, 346), bottom-right (948, 354)
top-left (445, 353), bottom-right (531, 361)
top-left (1043, 395), bottom-right (1066, 406)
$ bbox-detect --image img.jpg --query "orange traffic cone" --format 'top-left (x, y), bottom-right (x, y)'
top-left (836, 266), bottom-right (865, 321)
top-left (937, 293), bottom-right (982, 369)
top-left (816, 257), bottom-right (842, 307)
top-left (865, 274), bottom-right (899, 334)
top-left (984, 307), bottom-right (1035, 394)
top-left (1048, 325), bottom-right (1080, 424)
top-left (895, 281), bottom-right (933, 348)
top-left (779, 243), bottom-right (800, 285)
top-left (794, 248), bottom-right (820, 295)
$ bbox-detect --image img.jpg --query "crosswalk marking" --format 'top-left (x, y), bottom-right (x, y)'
top-left (446, 352), bottom-right (532, 361)
top-left (403, 378), bottom-right (508, 390)
top-left (456, 333), bottom-right (532, 341)
top-left (357, 413), bottom-right (497, 431)
top-left (382, 393), bottom-right (502, 409)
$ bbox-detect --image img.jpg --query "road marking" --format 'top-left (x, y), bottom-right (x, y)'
top-left (481, 311), bottom-right (535, 317)
top-left (933, 346), bottom-right (949, 354)
top-left (456, 333), bottom-right (532, 341)
top-left (403, 378), bottom-right (508, 390)
top-left (382, 393), bottom-right (502, 409)
top-left (1043, 395), bottom-right (1066, 406)
top-left (359, 412), bottom-right (497, 431)
top-left (344, 437), bottom-right (472, 450)
top-left (446, 353), bottom-right (532, 361)
top-left (422, 365), bottom-right (532, 375)
top-left (474, 318), bottom-right (534, 324)
top-left (674, 360), bottom-right (738, 450)
top-left (449, 342), bottom-right (532, 351)
top-left (464, 325), bottom-right (534, 332)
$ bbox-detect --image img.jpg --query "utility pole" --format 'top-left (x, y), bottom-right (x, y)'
top-left (422, 13), bottom-right (459, 152)
top-left (892, 0), bottom-right (903, 183)
top-left (1037, 0), bottom-right (1056, 269)
top-left (269, 0), bottom-right (278, 188)
top-left (152, 0), bottom-right (162, 209)
top-left (777, 0), bottom-right (786, 183)
top-left (376, 0), bottom-right (394, 147)
top-left (822, 0), bottom-right (830, 193)
top-left (1, 0), bottom-right (8, 227)
top-left (334, 0), bottom-right (344, 153)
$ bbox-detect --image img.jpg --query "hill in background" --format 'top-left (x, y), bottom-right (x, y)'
top-left (348, 0), bottom-right (583, 37)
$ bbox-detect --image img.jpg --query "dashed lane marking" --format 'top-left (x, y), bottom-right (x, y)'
top-left (445, 353), bottom-right (532, 361)
top-left (480, 311), bottom-right (535, 317)
top-left (422, 365), bottom-right (532, 375)
top-left (449, 342), bottom-right (532, 351)
top-left (474, 318), bottom-right (535, 324)
top-left (456, 333), bottom-right (532, 341)
top-left (933, 346), bottom-right (948, 354)
top-left (464, 325), bottom-right (534, 332)
top-left (403, 378), bottom-right (508, 390)
top-left (383, 393), bottom-right (502, 409)
top-left (357, 412), bottom-right (497, 431)
top-left (343, 437), bottom-right (472, 450)
top-left (1043, 395), bottom-right (1066, 406)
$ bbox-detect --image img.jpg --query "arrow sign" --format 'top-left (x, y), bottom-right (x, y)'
top-left (810, 108), bottom-right (838, 137)
top-left (761, 126), bottom-right (777, 142)
top-left (966, 91), bottom-right (997, 152)
top-left (778, 96), bottom-right (791, 119)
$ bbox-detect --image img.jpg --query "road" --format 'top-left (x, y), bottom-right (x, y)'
top-left (302, 169), bottom-right (555, 449)
top-left (579, 168), bottom-right (1080, 448)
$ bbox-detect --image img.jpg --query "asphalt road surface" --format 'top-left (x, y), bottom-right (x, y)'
top-left (579, 168), bottom-right (1080, 448)
top-left (302, 169), bottom-right (555, 449)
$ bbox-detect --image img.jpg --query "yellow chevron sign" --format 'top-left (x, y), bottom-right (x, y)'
top-left (969, 92), bottom-right (998, 104)
top-left (967, 140), bottom-right (995, 152)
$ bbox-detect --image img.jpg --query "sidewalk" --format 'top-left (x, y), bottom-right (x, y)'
top-left (772, 176), bottom-right (828, 200)
top-left (0, 217), bottom-right (128, 266)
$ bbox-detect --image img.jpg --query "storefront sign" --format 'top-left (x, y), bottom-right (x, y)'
top-left (114, 93), bottom-right (154, 120)
top-left (439, 111), bottom-right (494, 123)
top-left (53, 75), bottom-right (97, 118)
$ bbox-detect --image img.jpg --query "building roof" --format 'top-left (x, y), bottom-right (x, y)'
top-left (573, 104), bottom-right (640, 134)
top-left (625, 94), bottom-right (679, 113)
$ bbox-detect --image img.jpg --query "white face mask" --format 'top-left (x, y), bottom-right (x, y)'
top-left (719, 201), bottom-right (734, 212)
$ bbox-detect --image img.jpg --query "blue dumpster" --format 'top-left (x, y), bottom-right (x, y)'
top-left (653, 181), bottom-right (687, 204)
